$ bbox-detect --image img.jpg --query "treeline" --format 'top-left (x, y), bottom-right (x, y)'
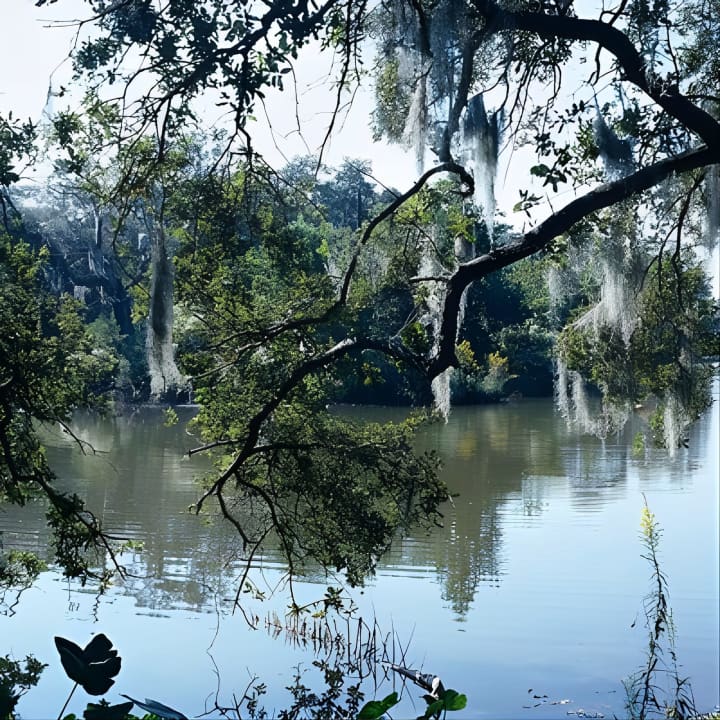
top-left (4, 131), bottom-right (716, 449)
top-left (8, 152), bottom-right (557, 407)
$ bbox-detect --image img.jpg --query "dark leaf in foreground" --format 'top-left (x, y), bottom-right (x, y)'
top-left (54, 634), bottom-right (121, 696)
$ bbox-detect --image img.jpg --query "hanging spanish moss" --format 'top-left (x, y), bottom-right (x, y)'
top-left (552, 224), bottom-right (645, 438)
top-left (421, 95), bottom-right (501, 414)
top-left (573, 257), bottom-right (639, 346)
top-left (569, 369), bottom-right (596, 435)
top-left (555, 357), bottom-right (571, 420)
top-left (462, 94), bottom-right (502, 235)
top-left (374, 1), bottom-right (507, 416)
top-left (418, 230), bottom-right (453, 418)
top-left (403, 69), bottom-right (429, 174)
top-left (552, 228), bottom-right (642, 347)
top-left (555, 358), bottom-right (631, 438)
top-left (555, 358), bottom-right (598, 435)
top-left (705, 164), bottom-right (720, 249)
top-left (661, 394), bottom-right (688, 457)
top-left (593, 108), bottom-right (634, 178)
top-left (147, 225), bottom-right (187, 400)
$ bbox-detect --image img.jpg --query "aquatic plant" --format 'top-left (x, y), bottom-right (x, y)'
top-left (623, 500), bottom-right (698, 719)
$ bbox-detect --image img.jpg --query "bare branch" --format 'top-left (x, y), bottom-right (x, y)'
top-left (470, 0), bottom-right (720, 150)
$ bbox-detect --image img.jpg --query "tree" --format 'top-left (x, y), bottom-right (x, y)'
top-left (46, 105), bottom-right (217, 400)
top-left (171, 162), bottom-right (449, 589)
top-left (0, 106), bottom-right (136, 592)
top-left (18, 117), bottom-right (232, 403)
top-left (0, 228), bottom-right (125, 592)
top-left (17, 0), bottom-right (720, 586)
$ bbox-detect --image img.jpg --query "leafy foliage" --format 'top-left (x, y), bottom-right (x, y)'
top-left (171, 165), bottom-right (451, 586)
top-left (357, 691), bottom-right (399, 719)
top-left (54, 635), bottom-right (121, 697)
top-left (0, 114), bottom-right (35, 190)
top-left (559, 254), bottom-right (717, 445)
top-left (0, 655), bottom-right (45, 720)
top-left (0, 231), bottom-right (121, 582)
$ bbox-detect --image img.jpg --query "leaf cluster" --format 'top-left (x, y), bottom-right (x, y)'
top-left (0, 654), bottom-right (46, 720)
top-left (0, 114), bottom-right (35, 189)
top-left (559, 255), bottom-right (717, 445)
top-left (0, 233), bottom-right (120, 582)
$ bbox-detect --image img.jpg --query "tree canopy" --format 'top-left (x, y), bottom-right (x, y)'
top-left (1, 0), bottom-right (718, 590)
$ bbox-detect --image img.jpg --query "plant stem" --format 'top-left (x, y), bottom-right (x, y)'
top-left (56, 682), bottom-right (78, 720)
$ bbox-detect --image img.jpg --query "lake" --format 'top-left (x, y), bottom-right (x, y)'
top-left (1, 388), bottom-right (718, 718)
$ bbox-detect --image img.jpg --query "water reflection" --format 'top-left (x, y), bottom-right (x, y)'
top-left (365, 397), bottom-right (715, 621)
top-left (4, 408), bottom-right (237, 612)
top-left (377, 401), bottom-right (570, 616)
top-left (1, 391), bottom-right (718, 718)
top-left (1, 397), bottom-right (714, 621)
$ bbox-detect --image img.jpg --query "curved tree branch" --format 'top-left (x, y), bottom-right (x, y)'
top-left (429, 144), bottom-right (718, 376)
top-left (469, 0), bottom-right (720, 150)
top-left (339, 161), bottom-right (474, 303)
top-left (194, 332), bottom-right (428, 516)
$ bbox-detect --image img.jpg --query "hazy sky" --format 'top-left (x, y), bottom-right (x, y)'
top-left (1, 5), bottom-right (716, 289)
top-left (0, 3), bottom-right (80, 119)
top-left (0, 2), bottom-right (419, 189)
top-left (0, 2), bottom-right (642, 227)
top-left (0, 3), bottom-right (581, 225)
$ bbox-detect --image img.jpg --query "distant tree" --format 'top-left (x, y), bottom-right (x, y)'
top-left (47, 105), bottom-right (220, 400)
top-left (315, 159), bottom-right (380, 231)
top-left (50, 0), bottom-right (718, 417)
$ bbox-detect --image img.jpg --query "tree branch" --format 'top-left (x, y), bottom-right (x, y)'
top-left (428, 144), bottom-right (718, 376)
top-left (469, 0), bottom-right (720, 150)
top-left (195, 335), bottom-right (423, 512)
top-left (339, 161), bottom-right (474, 303)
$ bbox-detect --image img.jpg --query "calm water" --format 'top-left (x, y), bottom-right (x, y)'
top-left (1, 390), bottom-right (718, 718)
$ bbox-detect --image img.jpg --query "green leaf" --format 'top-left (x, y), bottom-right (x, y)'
top-left (442, 690), bottom-right (467, 711)
top-left (421, 699), bottom-right (443, 718)
top-left (530, 163), bottom-right (550, 177)
top-left (357, 692), bottom-right (399, 719)
top-left (358, 701), bottom-right (388, 719)
top-left (83, 701), bottom-right (134, 720)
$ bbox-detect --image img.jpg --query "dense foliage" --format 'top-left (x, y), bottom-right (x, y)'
top-left (0, 229), bottom-right (121, 590)
top-left (0, 0), bottom-right (716, 594)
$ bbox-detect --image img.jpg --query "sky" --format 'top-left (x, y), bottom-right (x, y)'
top-left (0, 2), bottom-right (419, 190)
top-left (0, 3), bottom-right (79, 119)
top-left (2, 0), bottom-right (718, 293)
top-left (0, 2), bottom-right (533, 219)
